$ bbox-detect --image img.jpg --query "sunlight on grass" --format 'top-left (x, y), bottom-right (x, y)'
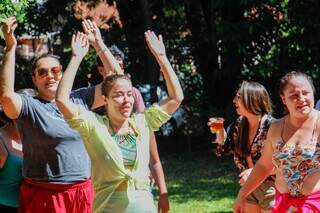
top-left (154, 152), bottom-right (240, 212)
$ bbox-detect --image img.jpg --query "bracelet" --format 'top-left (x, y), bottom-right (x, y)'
top-left (97, 46), bottom-right (107, 55)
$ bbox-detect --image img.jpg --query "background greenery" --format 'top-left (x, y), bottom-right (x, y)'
top-left (3, 1), bottom-right (320, 129)
top-left (154, 152), bottom-right (239, 212)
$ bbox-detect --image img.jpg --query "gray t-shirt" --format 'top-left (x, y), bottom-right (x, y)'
top-left (15, 87), bottom-right (95, 183)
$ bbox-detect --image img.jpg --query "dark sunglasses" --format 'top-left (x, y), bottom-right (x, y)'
top-left (36, 66), bottom-right (62, 78)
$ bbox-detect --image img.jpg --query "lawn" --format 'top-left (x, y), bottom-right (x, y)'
top-left (154, 151), bottom-right (240, 213)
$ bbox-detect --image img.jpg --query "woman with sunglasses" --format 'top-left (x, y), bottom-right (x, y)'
top-left (56, 30), bottom-right (183, 212)
top-left (0, 17), bottom-right (121, 213)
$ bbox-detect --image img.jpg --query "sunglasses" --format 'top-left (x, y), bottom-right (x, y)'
top-left (36, 66), bottom-right (62, 78)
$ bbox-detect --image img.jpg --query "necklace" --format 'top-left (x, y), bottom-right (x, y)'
top-left (112, 133), bottom-right (136, 145)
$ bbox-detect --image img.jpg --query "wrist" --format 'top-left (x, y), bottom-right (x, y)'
top-left (5, 45), bottom-right (17, 52)
top-left (96, 46), bottom-right (108, 55)
top-left (93, 40), bottom-right (106, 50)
top-left (71, 54), bottom-right (84, 61)
top-left (155, 54), bottom-right (168, 62)
top-left (159, 191), bottom-right (168, 196)
top-left (237, 189), bottom-right (247, 198)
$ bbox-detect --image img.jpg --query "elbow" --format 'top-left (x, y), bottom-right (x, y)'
top-left (174, 93), bottom-right (184, 105)
top-left (0, 92), bottom-right (13, 103)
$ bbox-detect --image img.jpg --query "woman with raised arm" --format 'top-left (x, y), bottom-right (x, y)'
top-left (56, 31), bottom-right (183, 212)
top-left (81, 19), bottom-right (170, 213)
top-left (208, 81), bottom-right (275, 212)
top-left (233, 71), bottom-right (320, 212)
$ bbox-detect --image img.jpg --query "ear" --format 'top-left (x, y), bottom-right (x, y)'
top-left (102, 95), bottom-right (108, 105)
top-left (32, 75), bottom-right (37, 87)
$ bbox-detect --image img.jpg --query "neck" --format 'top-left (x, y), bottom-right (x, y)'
top-left (246, 114), bottom-right (262, 128)
top-left (38, 92), bottom-right (55, 102)
top-left (288, 110), bottom-right (315, 128)
top-left (109, 117), bottom-right (129, 134)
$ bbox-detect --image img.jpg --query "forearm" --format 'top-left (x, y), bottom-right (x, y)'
top-left (93, 40), bottom-right (123, 74)
top-left (237, 162), bottom-right (272, 198)
top-left (56, 56), bottom-right (82, 118)
top-left (151, 161), bottom-right (168, 195)
top-left (0, 47), bottom-right (16, 99)
top-left (156, 55), bottom-right (183, 114)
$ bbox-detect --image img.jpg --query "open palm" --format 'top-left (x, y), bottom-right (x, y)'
top-left (71, 32), bottom-right (89, 58)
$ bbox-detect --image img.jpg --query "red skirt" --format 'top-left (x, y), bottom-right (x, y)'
top-left (18, 178), bottom-right (94, 213)
top-left (272, 189), bottom-right (320, 213)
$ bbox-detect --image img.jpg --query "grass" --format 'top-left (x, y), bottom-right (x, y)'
top-left (153, 151), bottom-right (240, 213)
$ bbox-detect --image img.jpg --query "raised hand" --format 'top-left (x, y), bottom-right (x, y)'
top-left (144, 30), bottom-right (166, 58)
top-left (2, 16), bottom-right (18, 49)
top-left (81, 19), bottom-right (102, 47)
top-left (71, 31), bottom-right (89, 58)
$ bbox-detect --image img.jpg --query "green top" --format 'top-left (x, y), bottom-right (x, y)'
top-left (67, 104), bottom-right (171, 212)
top-left (0, 139), bottom-right (23, 207)
top-left (112, 133), bottom-right (137, 167)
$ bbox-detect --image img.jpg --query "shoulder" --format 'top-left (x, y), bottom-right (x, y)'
top-left (267, 117), bottom-right (284, 139)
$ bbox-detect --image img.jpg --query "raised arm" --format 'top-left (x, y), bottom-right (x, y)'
top-left (144, 30), bottom-right (184, 115)
top-left (0, 17), bottom-right (22, 119)
top-left (81, 19), bottom-right (123, 109)
top-left (56, 32), bottom-right (89, 119)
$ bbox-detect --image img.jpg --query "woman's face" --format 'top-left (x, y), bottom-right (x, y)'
top-left (280, 76), bottom-right (314, 117)
top-left (105, 79), bottom-right (134, 120)
top-left (233, 93), bottom-right (250, 117)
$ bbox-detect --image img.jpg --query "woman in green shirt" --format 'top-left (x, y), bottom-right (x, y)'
top-left (56, 31), bottom-right (184, 212)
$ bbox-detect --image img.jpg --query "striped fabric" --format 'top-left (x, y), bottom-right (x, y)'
top-left (112, 133), bottom-right (137, 167)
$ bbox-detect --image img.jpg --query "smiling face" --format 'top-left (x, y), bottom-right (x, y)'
top-left (280, 76), bottom-right (314, 118)
top-left (32, 56), bottom-right (62, 101)
top-left (105, 78), bottom-right (134, 121)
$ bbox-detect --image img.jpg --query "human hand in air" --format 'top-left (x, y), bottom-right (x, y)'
top-left (238, 168), bottom-right (253, 186)
top-left (71, 31), bottom-right (89, 59)
top-left (144, 30), bottom-right (166, 59)
top-left (81, 19), bottom-right (103, 47)
top-left (2, 16), bottom-right (17, 49)
top-left (158, 193), bottom-right (170, 213)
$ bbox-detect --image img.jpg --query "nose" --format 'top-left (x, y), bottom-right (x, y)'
top-left (233, 95), bottom-right (238, 104)
top-left (46, 70), bottom-right (55, 78)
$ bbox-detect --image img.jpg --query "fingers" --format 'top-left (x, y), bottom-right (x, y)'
top-left (3, 16), bottom-right (17, 34)
top-left (239, 171), bottom-right (245, 178)
top-left (82, 19), bottom-right (97, 32)
top-left (73, 31), bottom-right (88, 47)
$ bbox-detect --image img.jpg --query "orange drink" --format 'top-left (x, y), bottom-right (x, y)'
top-left (210, 117), bottom-right (224, 134)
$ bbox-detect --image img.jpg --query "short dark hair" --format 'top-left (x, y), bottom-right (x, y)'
top-left (31, 54), bottom-right (61, 75)
top-left (96, 45), bottom-right (124, 67)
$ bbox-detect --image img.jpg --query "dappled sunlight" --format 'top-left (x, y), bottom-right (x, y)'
top-left (153, 153), bottom-right (240, 212)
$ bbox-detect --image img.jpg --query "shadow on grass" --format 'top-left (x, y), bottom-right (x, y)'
top-left (155, 151), bottom-right (240, 204)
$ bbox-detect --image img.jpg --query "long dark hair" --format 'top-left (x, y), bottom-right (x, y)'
top-left (234, 81), bottom-right (272, 157)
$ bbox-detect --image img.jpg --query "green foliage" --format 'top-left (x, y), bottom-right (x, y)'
top-left (0, 0), bottom-right (35, 38)
top-left (0, 0), bottom-right (33, 23)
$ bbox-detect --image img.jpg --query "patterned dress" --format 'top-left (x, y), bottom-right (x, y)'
top-left (219, 114), bottom-right (274, 172)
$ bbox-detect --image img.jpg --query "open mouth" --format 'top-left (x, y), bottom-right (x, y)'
top-left (296, 104), bottom-right (309, 111)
